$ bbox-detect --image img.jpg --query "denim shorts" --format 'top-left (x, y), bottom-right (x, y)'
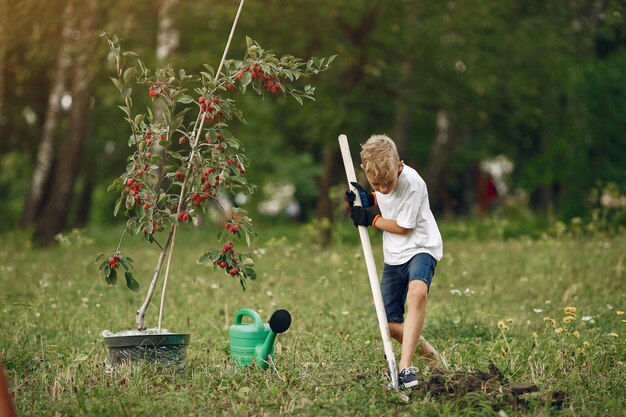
top-left (381, 253), bottom-right (437, 324)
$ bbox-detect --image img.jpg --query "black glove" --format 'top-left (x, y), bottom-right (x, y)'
top-left (350, 206), bottom-right (381, 228)
top-left (345, 182), bottom-right (375, 208)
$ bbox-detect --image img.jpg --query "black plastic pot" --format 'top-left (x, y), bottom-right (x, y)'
top-left (103, 333), bottom-right (190, 370)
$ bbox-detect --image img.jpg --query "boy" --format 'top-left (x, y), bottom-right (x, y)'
top-left (347, 134), bottom-right (443, 389)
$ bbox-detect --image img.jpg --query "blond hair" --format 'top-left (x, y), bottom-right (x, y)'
top-left (360, 134), bottom-right (399, 183)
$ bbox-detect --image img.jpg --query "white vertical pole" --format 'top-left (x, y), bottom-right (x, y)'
top-left (338, 134), bottom-right (399, 390)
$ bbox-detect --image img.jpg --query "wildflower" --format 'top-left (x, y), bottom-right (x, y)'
top-left (564, 306), bottom-right (577, 315)
top-left (543, 317), bottom-right (557, 326)
top-left (506, 318), bottom-right (514, 323)
top-left (497, 320), bottom-right (509, 331)
top-left (532, 332), bottom-right (538, 338)
top-left (563, 316), bottom-right (573, 324)
top-left (617, 311), bottom-right (624, 316)
top-left (554, 327), bottom-right (564, 334)
top-left (583, 341), bottom-right (590, 348)
top-left (572, 331), bottom-right (580, 338)
top-left (609, 332), bottom-right (619, 337)
top-left (581, 316), bottom-right (595, 324)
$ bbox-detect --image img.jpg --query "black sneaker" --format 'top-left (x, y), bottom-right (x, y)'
top-left (398, 367), bottom-right (419, 389)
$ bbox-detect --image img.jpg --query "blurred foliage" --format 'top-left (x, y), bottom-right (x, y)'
top-left (1, 0), bottom-right (626, 233)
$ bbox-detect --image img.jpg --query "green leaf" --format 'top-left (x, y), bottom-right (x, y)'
top-left (113, 197), bottom-right (123, 217)
top-left (125, 271), bottom-right (139, 292)
top-left (241, 71), bottom-right (252, 87)
top-left (123, 67), bottom-right (137, 83)
top-left (119, 256), bottom-right (131, 270)
top-left (198, 251), bottom-right (213, 264)
top-left (177, 95), bottom-right (194, 104)
top-left (110, 77), bottom-right (123, 93)
top-left (106, 268), bottom-right (118, 286)
top-left (94, 253), bottom-right (105, 263)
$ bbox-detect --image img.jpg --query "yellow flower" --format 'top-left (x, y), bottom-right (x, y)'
top-left (572, 331), bottom-right (580, 338)
top-left (609, 332), bottom-right (619, 337)
top-left (543, 317), bottom-right (556, 326)
top-left (583, 341), bottom-right (590, 348)
top-left (554, 327), bottom-right (564, 334)
top-left (617, 311), bottom-right (624, 316)
top-left (563, 316), bottom-right (573, 324)
top-left (532, 332), bottom-right (538, 338)
top-left (506, 318), bottom-right (514, 323)
top-left (564, 306), bottom-right (577, 315)
top-left (497, 320), bottom-right (509, 331)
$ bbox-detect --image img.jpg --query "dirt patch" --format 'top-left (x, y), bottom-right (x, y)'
top-left (411, 363), bottom-right (568, 411)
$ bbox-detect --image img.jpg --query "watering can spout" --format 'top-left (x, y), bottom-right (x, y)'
top-left (256, 332), bottom-right (277, 366)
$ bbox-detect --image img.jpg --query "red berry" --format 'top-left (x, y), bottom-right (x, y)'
top-left (146, 152), bottom-right (152, 159)
top-left (227, 83), bottom-right (234, 90)
top-left (179, 137), bottom-right (186, 144)
top-left (236, 71), bottom-right (244, 81)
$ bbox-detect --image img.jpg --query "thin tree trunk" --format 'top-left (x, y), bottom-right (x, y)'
top-left (0, 0), bottom-right (6, 137)
top-left (21, 3), bottom-right (75, 228)
top-left (392, 61), bottom-right (415, 165)
top-left (392, 3), bottom-right (420, 165)
top-left (34, 1), bottom-right (98, 245)
top-left (74, 176), bottom-right (93, 228)
top-left (314, 147), bottom-right (341, 245)
top-left (426, 109), bottom-right (453, 215)
top-left (315, 7), bottom-right (379, 247)
top-left (152, 0), bottom-right (180, 175)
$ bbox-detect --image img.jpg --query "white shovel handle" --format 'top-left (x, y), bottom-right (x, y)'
top-left (338, 134), bottom-right (399, 390)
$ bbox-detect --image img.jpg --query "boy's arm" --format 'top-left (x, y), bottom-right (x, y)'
top-left (350, 207), bottom-right (410, 235)
top-left (372, 216), bottom-right (411, 235)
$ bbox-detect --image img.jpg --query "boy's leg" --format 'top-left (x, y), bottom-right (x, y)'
top-left (398, 280), bottom-right (428, 370)
top-left (389, 322), bottom-right (440, 368)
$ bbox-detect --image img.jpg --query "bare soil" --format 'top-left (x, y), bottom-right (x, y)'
top-left (410, 364), bottom-right (568, 411)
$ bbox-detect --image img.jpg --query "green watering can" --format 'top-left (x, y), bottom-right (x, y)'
top-left (229, 308), bottom-right (291, 369)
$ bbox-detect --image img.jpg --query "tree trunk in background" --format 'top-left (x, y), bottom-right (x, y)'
top-left (20, 3), bottom-right (75, 228)
top-left (0, 0), bottom-right (6, 137)
top-left (426, 109), bottom-right (456, 217)
top-left (34, 1), bottom-right (98, 245)
top-left (315, 147), bottom-right (342, 245)
top-left (152, 0), bottom-right (180, 176)
top-left (392, 61), bottom-right (415, 166)
top-left (74, 176), bottom-right (93, 228)
top-left (315, 6), bottom-right (379, 247)
top-left (392, 3), bottom-right (420, 166)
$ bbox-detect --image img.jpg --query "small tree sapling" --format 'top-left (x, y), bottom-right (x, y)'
top-left (96, 33), bottom-right (333, 331)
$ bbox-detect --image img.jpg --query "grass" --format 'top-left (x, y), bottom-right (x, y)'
top-left (0, 219), bottom-right (625, 416)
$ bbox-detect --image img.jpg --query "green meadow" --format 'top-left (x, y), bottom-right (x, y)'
top-left (1, 220), bottom-right (624, 416)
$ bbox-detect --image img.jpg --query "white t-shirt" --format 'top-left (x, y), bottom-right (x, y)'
top-left (375, 164), bottom-right (443, 265)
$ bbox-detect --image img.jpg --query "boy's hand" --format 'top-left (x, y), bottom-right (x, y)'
top-left (350, 206), bottom-right (381, 228)
top-left (345, 182), bottom-right (375, 208)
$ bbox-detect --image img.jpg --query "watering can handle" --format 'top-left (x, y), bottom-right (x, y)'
top-left (233, 308), bottom-right (265, 330)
